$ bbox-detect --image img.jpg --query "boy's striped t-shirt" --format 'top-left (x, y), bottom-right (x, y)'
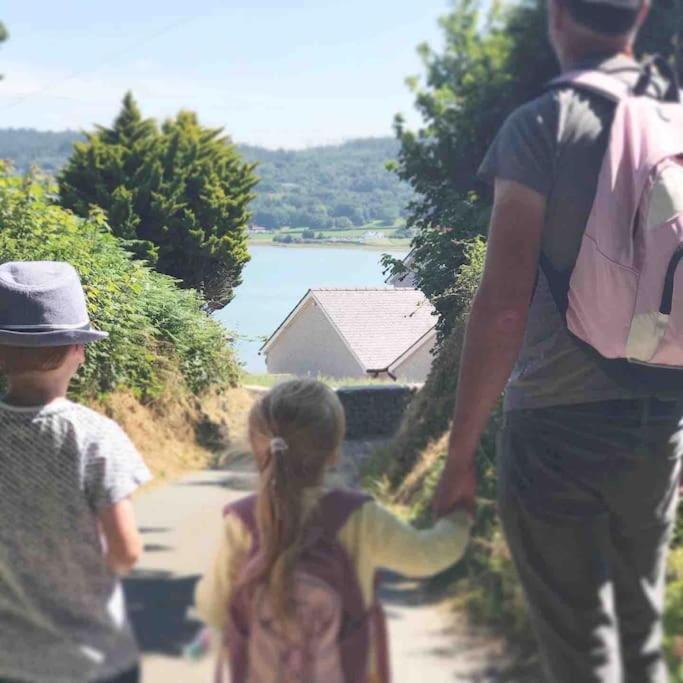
top-left (0, 398), bottom-right (151, 683)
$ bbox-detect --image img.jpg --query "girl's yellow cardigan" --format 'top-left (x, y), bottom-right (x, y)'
top-left (195, 488), bottom-right (471, 680)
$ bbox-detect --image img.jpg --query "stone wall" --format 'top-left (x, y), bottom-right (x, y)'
top-left (336, 384), bottom-right (418, 440)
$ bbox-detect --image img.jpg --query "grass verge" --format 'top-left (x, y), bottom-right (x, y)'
top-left (95, 386), bottom-right (257, 487)
top-left (242, 372), bottom-right (403, 389)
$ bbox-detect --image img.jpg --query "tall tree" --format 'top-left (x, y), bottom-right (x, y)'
top-left (388, 0), bottom-right (683, 338)
top-left (59, 93), bottom-right (258, 311)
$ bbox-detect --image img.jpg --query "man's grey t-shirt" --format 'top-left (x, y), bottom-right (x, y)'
top-left (0, 398), bottom-right (151, 683)
top-left (479, 54), bottom-right (665, 411)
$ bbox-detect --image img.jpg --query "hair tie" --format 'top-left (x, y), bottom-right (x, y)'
top-left (270, 436), bottom-right (289, 456)
top-left (269, 437), bottom-right (288, 490)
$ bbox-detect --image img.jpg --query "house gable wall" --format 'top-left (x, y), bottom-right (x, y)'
top-left (265, 299), bottom-right (364, 378)
top-left (392, 336), bottom-right (436, 383)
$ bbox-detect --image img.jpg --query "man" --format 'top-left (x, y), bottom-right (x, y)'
top-left (433, 0), bottom-right (683, 681)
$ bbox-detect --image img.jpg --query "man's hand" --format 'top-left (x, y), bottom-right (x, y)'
top-left (433, 441), bottom-right (477, 518)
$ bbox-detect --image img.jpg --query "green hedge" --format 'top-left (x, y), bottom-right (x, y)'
top-left (0, 168), bottom-right (238, 400)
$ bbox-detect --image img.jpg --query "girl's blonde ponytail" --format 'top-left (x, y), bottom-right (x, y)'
top-left (247, 379), bottom-right (345, 626)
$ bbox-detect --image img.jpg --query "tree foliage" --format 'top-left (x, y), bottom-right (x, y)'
top-left (58, 93), bottom-right (258, 311)
top-left (0, 166), bottom-right (238, 399)
top-left (389, 0), bottom-right (683, 338)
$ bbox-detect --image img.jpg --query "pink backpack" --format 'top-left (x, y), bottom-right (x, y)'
top-left (217, 489), bottom-right (390, 683)
top-left (546, 61), bottom-right (683, 388)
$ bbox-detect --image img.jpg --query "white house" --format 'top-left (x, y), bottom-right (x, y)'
top-left (261, 288), bottom-right (437, 382)
top-left (385, 249), bottom-right (418, 288)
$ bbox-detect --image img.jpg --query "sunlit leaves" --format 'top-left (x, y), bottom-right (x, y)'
top-left (0, 167), bottom-right (238, 400)
top-left (58, 93), bottom-right (257, 311)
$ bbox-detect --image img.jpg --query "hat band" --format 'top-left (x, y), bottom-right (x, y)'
top-left (0, 321), bottom-right (93, 335)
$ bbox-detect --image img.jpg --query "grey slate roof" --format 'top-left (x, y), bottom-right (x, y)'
top-left (264, 288), bottom-right (437, 371)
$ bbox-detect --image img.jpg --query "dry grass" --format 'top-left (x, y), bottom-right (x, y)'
top-left (200, 386), bottom-right (257, 463)
top-left (394, 433), bottom-right (448, 505)
top-left (93, 386), bottom-right (257, 487)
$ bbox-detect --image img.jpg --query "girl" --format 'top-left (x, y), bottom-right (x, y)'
top-left (195, 379), bottom-right (471, 682)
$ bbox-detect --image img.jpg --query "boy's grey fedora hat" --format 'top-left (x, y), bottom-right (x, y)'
top-left (0, 261), bottom-right (108, 347)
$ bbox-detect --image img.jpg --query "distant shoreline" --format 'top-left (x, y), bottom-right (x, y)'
top-left (247, 239), bottom-right (410, 252)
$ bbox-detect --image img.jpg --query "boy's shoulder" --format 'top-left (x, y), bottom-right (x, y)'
top-left (55, 399), bottom-right (124, 431)
top-left (45, 399), bottom-right (135, 451)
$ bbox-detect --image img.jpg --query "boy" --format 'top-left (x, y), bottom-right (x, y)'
top-left (0, 261), bottom-right (151, 683)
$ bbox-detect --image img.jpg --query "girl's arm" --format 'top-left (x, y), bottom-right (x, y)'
top-left (98, 498), bottom-right (143, 576)
top-left (362, 503), bottom-right (471, 578)
top-left (195, 514), bottom-right (251, 630)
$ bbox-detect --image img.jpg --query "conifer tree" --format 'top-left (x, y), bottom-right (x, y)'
top-left (59, 93), bottom-right (257, 310)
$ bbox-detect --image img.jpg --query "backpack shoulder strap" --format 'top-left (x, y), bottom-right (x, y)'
top-left (222, 490), bottom-right (370, 541)
top-left (548, 69), bottom-right (632, 102)
top-left (223, 493), bottom-right (259, 536)
top-left (538, 69), bottom-right (633, 314)
top-left (317, 488), bottom-right (373, 538)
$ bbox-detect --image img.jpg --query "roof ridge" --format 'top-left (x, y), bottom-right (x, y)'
top-left (310, 287), bottom-right (423, 292)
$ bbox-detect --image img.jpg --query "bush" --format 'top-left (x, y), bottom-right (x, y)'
top-left (58, 95), bottom-right (257, 311)
top-left (0, 168), bottom-right (238, 401)
top-left (332, 216), bottom-right (354, 230)
top-left (666, 549), bottom-right (683, 681)
top-left (273, 234), bottom-right (299, 244)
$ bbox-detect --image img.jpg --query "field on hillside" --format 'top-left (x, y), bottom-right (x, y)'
top-left (248, 222), bottom-right (413, 249)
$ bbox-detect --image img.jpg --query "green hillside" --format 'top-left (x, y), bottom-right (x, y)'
top-left (242, 138), bottom-right (412, 230)
top-left (0, 129), bottom-right (83, 174)
top-left (0, 129), bottom-right (412, 231)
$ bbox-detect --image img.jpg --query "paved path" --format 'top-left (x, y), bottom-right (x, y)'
top-left (126, 459), bottom-right (531, 683)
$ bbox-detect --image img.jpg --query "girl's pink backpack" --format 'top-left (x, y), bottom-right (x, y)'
top-left (545, 61), bottom-right (683, 389)
top-left (217, 489), bottom-right (389, 683)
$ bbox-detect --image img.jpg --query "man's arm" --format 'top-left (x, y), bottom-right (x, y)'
top-left (433, 178), bottom-right (546, 516)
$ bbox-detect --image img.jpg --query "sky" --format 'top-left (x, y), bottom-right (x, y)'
top-left (0, 0), bottom-right (450, 149)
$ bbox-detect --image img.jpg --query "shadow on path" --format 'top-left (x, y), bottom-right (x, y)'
top-left (124, 570), bottom-right (202, 657)
top-left (378, 570), bottom-right (542, 682)
top-left (180, 475), bottom-right (255, 492)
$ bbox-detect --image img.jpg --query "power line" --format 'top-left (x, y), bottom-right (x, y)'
top-left (0, 13), bottom-right (206, 112)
